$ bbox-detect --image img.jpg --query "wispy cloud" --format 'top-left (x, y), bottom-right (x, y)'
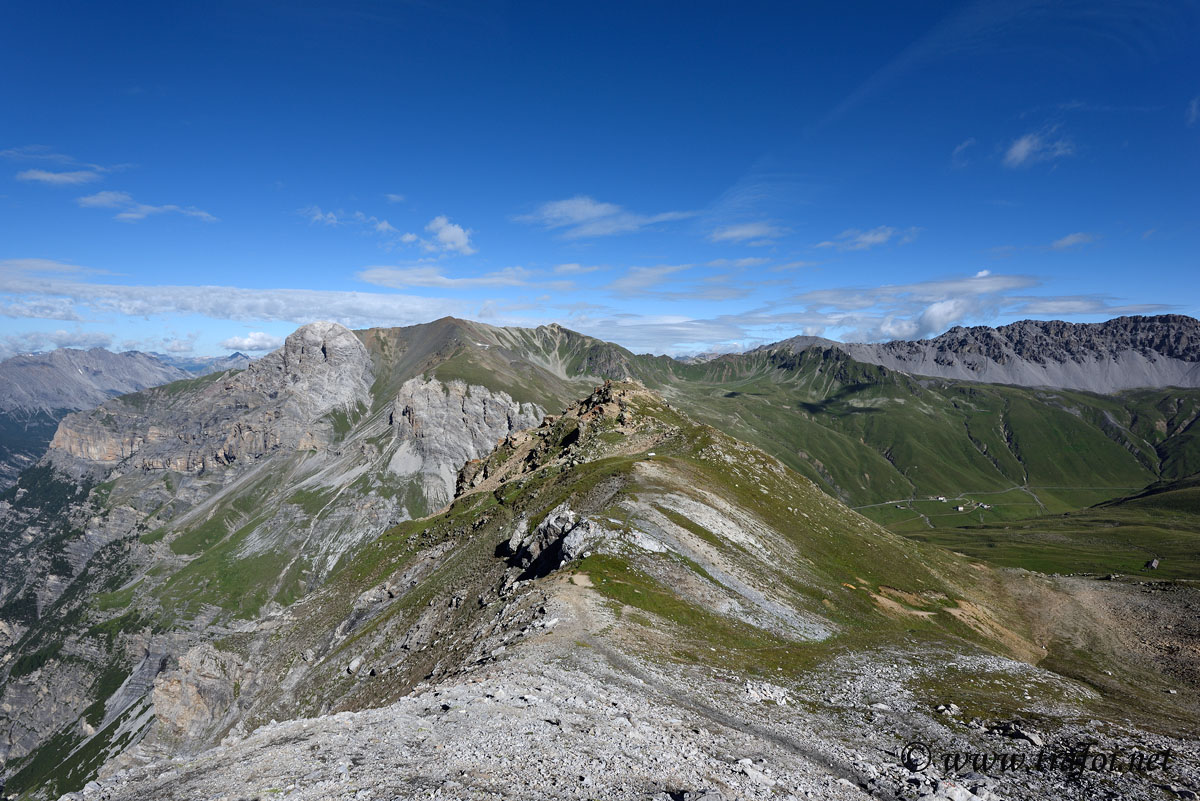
top-left (518, 195), bottom-right (694, 238)
top-left (161, 332), bottom-right (199, 354)
top-left (951, 137), bottom-right (976, 168)
top-left (17, 169), bottom-right (104, 185)
top-left (1003, 127), bottom-right (1074, 168)
top-left (4, 146), bottom-right (124, 186)
top-left (219, 331), bottom-right (284, 351)
top-left (385, 193), bottom-right (406, 203)
top-left (1048, 232), bottom-right (1096, 250)
top-left (1187, 96), bottom-right (1199, 127)
top-left (78, 190), bottom-right (216, 222)
top-left (607, 265), bottom-right (692, 295)
top-left (358, 265), bottom-right (541, 289)
top-left (705, 257), bottom-right (770, 268)
top-left (0, 259), bottom-right (464, 332)
top-left (553, 263), bottom-right (605, 274)
top-left (301, 205), bottom-right (341, 225)
top-left (816, 225), bottom-right (919, 251)
top-left (1, 328), bottom-right (114, 357)
top-left (708, 222), bottom-right (788, 243)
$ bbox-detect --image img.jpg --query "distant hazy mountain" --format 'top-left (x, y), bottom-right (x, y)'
top-left (756, 314), bottom-right (1200, 392)
top-left (157, 351), bottom-right (253, 375)
top-left (0, 348), bottom-right (254, 486)
top-left (0, 349), bottom-right (192, 486)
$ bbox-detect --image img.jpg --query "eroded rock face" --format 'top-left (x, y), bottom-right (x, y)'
top-left (152, 644), bottom-right (251, 745)
top-left (387, 377), bottom-right (542, 509)
top-left (48, 321), bottom-right (374, 474)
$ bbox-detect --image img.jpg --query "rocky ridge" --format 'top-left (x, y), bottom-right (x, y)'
top-left (758, 315), bottom-right (1200, 392)
top-left (55, 382), bottom-right (1200, 801)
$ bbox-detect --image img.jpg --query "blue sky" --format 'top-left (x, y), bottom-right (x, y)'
top-left (1, 0), bottom-right (1197, 357)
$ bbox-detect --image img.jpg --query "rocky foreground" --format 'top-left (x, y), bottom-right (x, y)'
top-left (66, 579), bottom-right (1198, 801)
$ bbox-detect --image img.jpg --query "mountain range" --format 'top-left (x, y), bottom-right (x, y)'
top-left (0, 315), bottom-right (1196, 799)
top-left (753, 314), bottom-right (1200, 393)
top-left (0, 350), bottom-right (251, 488)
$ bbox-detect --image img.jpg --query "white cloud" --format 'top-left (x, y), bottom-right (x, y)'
top-left (0, 260), bottom-right (465, 331)
top-left (0, 145), bottom-right (79, 164)
top-left (424, 215), bottom-right (476, 255)
top-left (553, 263), bottom-right (604, 274)
top-left (1003, 129), bottom-right (1074, 168)
top-left (708, 222), bottom-right (788, 243)
top-left (219, 331), bottom-right (284, 352)
top-left (518, 196), bottom-right (694, 238)
top-left (816, 225), bottom-right (919, 251)
top-left (358, 265), bottom-right (535, 289)
top-left (1049, 232), bottom-right (1096, 250)
top-left (705, 257), bottom-right (769, 268)
top-left (771, 260), bottom-right (819, 272)
top-left (951, 138), bottom-right (976, 168)
top-left (385, 193), bottom-right (406, 203)
top-left (607, 265), bottom-right (692, 295)
top-left (300, 206), bottom-right (408, 244)
top-left (0, 328), bottom-right (114, 358)
top-left (17, 169), bottom-right (103, 185)
top-left (162, 334), bottom-right (198, 353)
top-left (78, 190), bottom-right (217, 222)
top-left (302, 205), bottom-right (340, 225)
top-left (1187, 97), bottom-right (1199, 127)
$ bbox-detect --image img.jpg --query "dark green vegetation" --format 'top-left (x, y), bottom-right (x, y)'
top-left (0, 408), bottom-right (70, 487)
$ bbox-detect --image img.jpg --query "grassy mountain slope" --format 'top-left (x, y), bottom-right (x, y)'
top-left (185, 384), bottom-right (1195, 734)
top-left (622, 348), bottom-right (1200, 528)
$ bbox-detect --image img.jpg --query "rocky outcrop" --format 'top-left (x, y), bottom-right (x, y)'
top-left (152, 644), bottom-right (251, 746)
top-left (504, 503), bottom-right (612, 578)
top-left (48, 321), bottom-right (374, 475)
top-left (759, 315), bottom-right (1200, 392)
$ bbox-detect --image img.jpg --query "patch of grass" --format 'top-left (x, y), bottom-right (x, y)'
top-left (139, 526), bottom-right (167, 545)
top-left (169, 513), bottom-right (231, 555)
top-left (94, 581), bottom-right (141, 611)
top-left (288, 487), bottom-right (335, 516)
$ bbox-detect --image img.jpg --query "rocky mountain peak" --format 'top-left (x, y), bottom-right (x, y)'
top-left (275, 320), bottom-right (367, 376)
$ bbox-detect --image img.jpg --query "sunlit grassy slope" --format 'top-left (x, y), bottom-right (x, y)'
top-left (906, 473), bottom-right (1200, 580)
